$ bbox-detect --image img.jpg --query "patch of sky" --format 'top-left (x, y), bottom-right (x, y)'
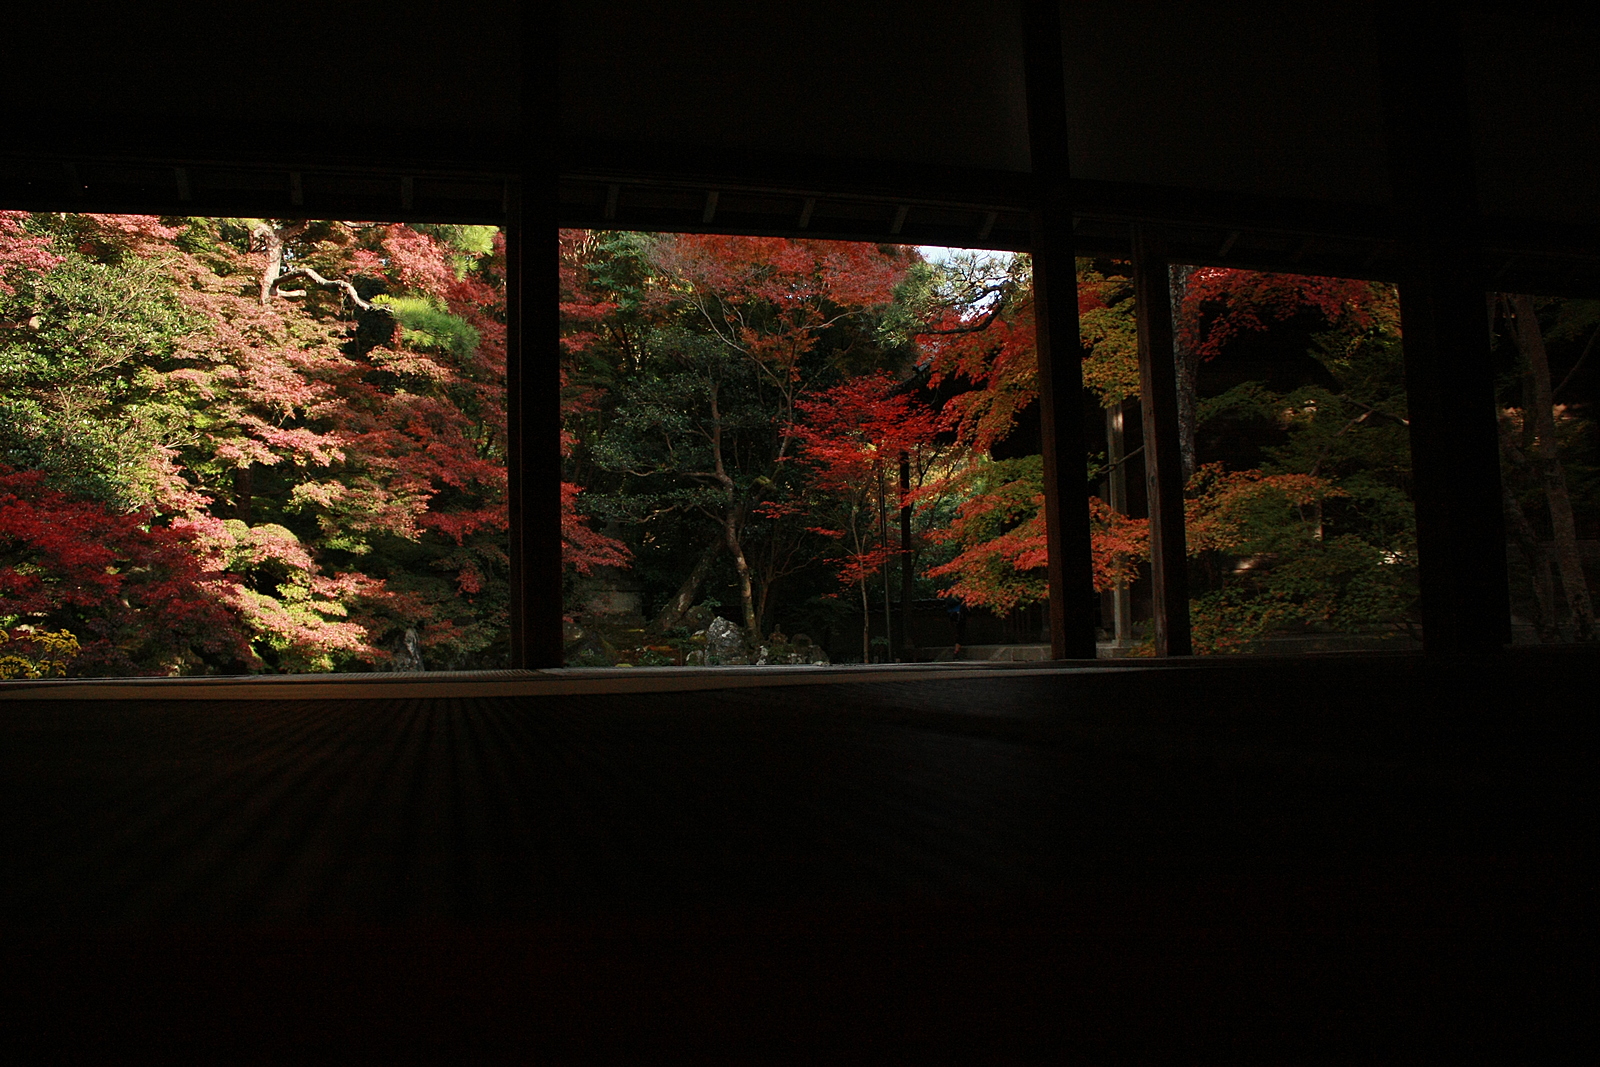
top-left (917, 246), bottom-right (1018, 313)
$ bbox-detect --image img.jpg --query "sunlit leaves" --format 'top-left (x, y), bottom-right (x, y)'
top-left (788, 372), bottom-right (940, 601)
top-left (0, 465), bottom-right (253, 675)
top-left (0, 211), bottom-right (513, 672)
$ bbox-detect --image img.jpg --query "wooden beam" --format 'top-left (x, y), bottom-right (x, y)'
top-left (1132, 224), bottom-right (1192, 657)
top-left (1380, 6), bottom-right (1510, 653)
top-left (1023, 0), bottom-right (1096, 659)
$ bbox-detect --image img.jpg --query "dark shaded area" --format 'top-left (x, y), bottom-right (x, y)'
top-left (6, 6), bottom-right (518, 170)
top-left (3, 650), bottom-right (1594, 1056)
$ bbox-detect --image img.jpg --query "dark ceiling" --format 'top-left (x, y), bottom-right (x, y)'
top-left (1, 3), bottom-right (519, 223)
top-left (562, 2), bottom-right (1596, 222)
top-left (558, 1), bottom-right (1600, 290)
top-left (0, 3), bottom-right (1596, 288)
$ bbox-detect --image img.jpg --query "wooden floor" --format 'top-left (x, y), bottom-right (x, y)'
top-left (1, 650), bottom-right (1594, 1058)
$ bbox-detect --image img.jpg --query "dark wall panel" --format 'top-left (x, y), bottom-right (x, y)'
top-left (1465, 9), bottom-right (1600, 227)
top-left (6, 3), bottom-right (519, 169)
top-left (560, 0), bottom-right (1033, 173)
top-left (1063, 0), bottom-right (1390, 204)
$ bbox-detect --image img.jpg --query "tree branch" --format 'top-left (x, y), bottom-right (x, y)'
top-left (270, 267), bottom-right (390, 313)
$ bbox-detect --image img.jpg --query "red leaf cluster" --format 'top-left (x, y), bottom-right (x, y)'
top-left (0, 466), bottom-right (254, 675)
top-left (789, 372), bottom-right (940, 596)
top-left (1179, 269), bottom-right (1382, 360)
top-left (0, 211), bottom-right (63, 294)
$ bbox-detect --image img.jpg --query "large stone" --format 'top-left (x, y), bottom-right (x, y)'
top-left (756, 631), bottom-right (830, 666)
top-left (701, 616), bottom-right (751, 665)
top-left (387, 627), bottom-right (426, 672)
top-left (792, 633), bottom-right (830, 665)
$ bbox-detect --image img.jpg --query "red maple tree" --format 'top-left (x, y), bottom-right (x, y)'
top-left (787, 372), bottom-right (940, 660)
top-left (1179, 269), bottom-right (1385, 360)
top-left (0, 465), bottom-right (254, 675)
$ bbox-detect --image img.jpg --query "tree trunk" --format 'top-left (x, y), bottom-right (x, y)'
top-left (1508, 294), bottom-right (1594, 639)
top-left (899, 452), bottom-right (914, 660)
top-left (653, 537), bottom-right (720, 631)
top-left (721, 513), bottom-right (759, 637)
top-left (1106, 402), bottom-right (1134, 646)
top-left (860, 573), bottom-right (871, 664)
top-left (253, 220), bottom-right (308, 306)
top-left (850, 511), bottom-right (870, 663)
top-left (1497, 437), bottom-right (1558, 640)
top-left (233, 464), bottom-right (253, 523)
top-left (878, 465), bottom-right (892, 661)
top-left (1169, 264), bottom-right (1199, 482)
top-left (705, 379), bottom-right (760, 637)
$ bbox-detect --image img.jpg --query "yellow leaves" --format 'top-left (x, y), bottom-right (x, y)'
top-left (0, 627), bottom-right (81, 679)
top-left (1184, 464), bottom-right (1345, 555)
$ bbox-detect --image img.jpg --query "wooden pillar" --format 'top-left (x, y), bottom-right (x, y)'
top-left (899, 453), bottom-right (914, 662)
top-left (1132, 225), bottom-right (1191, 656)
top-left (1380, 6), bottom-right (1510, 652)
top-left (504, 198), bottom-right (528, 667)
top-left (1105, 403), bottom-right (1134, 648)
top-left (510, 1), bottom-right (564, 670)
top-left (1022, 0), bottom-right (1097, 659)
top-left (504, 191), bottom-right (563, 668)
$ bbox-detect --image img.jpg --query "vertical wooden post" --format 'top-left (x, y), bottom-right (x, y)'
top-left (1106, 403), bottom-right (1134, 648)
top-left (509, 0), bottom-right (564, 669)
top-left (1380, 7), bottom-right (1510, 652)
top-left (504, 190), bottom-right (563, 668)
top-left (899, 452), bottom-right (914, 662)
top-left (503, 195), bottom-right (528, 667)
top-left (531, 226), bottom-right (566, 666)
top-left (1022, 0), bottom-right (1097, 659)
top-left (1132, 225), bottom-right (1192, 656)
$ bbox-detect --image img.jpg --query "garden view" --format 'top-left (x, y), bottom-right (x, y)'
top-left (560, 231), bottom-right (1593, 665)
top-left (0, 214), bottom-right (1592, 675)
top-left (0, 212), bottom-right (509, 677)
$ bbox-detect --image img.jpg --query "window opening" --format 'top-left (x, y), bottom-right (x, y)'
top-left (559, 231), bottom-right (1080, 667)
top-left (0, 212), bottom-right (508, 678)
top-left (1489, 290), bottom-right (1599, 644)
top-left (1156, 264), bottom-right (1423, 655)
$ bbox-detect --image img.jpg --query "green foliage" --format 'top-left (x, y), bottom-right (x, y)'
top-left (923, 456), bottom-right (1049, 615)
top-left (414, 224), bottom-right (499, 277)
top-left (374, 294), bottom-right (480, 358)
top-left (1186, 317), bottom-right (1420, 652)
top-left (0, 212), bottom-right (510, 674)
top-left (1077, 259), bottom-right (1141, 407)
top-left (0, 246), bottom-right (204, 509)
top-left (414, 224), bottom-right (497, 257)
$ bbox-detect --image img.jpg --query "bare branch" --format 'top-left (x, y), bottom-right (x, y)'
top-left (270, 267), bottom-right (391, 314)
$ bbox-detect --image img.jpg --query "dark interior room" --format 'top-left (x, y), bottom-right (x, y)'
top-left (1, 1), bottom-right (1595, 1058)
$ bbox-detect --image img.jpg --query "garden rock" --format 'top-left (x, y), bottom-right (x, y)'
top-left (700, 616), bottom-right (751, 664)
